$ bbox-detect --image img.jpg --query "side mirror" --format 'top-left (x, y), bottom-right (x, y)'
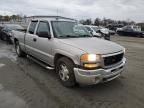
top-left (38, 32), bottom-right (51, 39)
top-left (23, 29), bottom-right (27, 32)
top-left (18, 29), bottom-right (27, 32)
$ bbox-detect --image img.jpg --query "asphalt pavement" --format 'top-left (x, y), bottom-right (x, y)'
top-left (0, 36), bottom-right (144, 108)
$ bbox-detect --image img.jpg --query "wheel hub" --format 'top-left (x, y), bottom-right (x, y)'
top-left (59, 64), bottom-right (69, 81)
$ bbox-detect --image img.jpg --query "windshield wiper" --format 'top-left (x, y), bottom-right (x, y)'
top-left (58, 35), bottom-right (92, 38)
top-left (58, 35), bottom-right (78, 38)
top-left (78, 35), bottom-right (92, 37)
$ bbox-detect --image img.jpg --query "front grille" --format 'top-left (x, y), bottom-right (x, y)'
top-left (104, 53), bottom-right (124, 66)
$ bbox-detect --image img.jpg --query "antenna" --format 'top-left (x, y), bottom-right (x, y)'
top-left (57, 8), bottom-right (58, 17)
top-left (56, 8), bottom-right (59, 20)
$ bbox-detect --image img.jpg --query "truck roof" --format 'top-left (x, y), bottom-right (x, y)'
top-left (27, 16), bottom-right (77, 22)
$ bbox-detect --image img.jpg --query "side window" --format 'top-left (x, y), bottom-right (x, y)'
top-left (28, 21), bottom-right (37, 34)
top-left (36, 21), bottom-right (50, 37)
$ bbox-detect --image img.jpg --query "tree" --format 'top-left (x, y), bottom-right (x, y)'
top-left (0, 15), bottom-right (3, 21)
top-left (79, 19), bottom-right (85, 25)
top-left (85, 19), bottom-right (92, 25)
top-left (83, 19), bottom-right (92, 25)
top-left (16, 14), bottom-right (22, 21)
top-left (79, 19), bottom-right (92, 25)
top-left (11, 15), bottom-right (17, 21)
top-left (4, 15), bottom-right (10, 21)
top-left (94, 18), bottom-right (101, 26)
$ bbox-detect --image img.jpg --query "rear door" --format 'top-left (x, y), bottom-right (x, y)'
top-left (25, 20), bottom-right (39, 57)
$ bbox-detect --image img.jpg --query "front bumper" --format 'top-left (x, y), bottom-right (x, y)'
top-left (74, 58), bottom-right (126, 85)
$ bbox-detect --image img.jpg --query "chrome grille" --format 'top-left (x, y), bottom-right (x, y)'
top-left (104, 53), bottom-right (124, 66)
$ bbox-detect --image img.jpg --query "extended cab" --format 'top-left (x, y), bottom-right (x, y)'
top-left (13, 16), bottom-right (126, 87)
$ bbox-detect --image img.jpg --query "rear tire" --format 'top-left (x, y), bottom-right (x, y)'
top-left (15, 41), bottom-right (26, 57)
top-left (56, 57), bottom-right (76, 87)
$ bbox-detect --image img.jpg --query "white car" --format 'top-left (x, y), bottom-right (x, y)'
top-left (84, 25), bottom-right (111, 40)
top-left (83, 25), bottom-right (102, 38)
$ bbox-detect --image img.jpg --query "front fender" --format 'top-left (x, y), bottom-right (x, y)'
top-left (53, 49), bottom-right (80, 65)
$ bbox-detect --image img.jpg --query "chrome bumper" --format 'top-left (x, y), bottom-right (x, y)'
top-left (74, 58), bottom-right (126, 85)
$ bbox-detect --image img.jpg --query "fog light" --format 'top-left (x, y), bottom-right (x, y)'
top-left (84, 63), bottom-right (99, 68)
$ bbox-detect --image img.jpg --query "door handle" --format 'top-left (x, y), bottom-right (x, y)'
top-left (33, 38), bottom-right (37, 42)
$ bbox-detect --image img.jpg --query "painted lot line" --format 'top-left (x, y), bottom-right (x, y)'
top-left (0, 64), bottom-right (5, 68)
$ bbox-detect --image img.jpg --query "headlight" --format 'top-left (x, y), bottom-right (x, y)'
top-left (80, 54), bottom-right (101, 68)
top-left (81, 54), bottom-right (100, 62)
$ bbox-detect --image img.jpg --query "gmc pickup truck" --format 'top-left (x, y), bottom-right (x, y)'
top-left (13, 16), bottom-right (126, 87)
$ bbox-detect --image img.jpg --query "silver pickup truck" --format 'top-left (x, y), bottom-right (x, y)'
top-left (13, 16), bottom-right (126, 87)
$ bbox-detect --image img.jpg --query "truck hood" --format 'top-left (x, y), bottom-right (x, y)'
top-left (59, 37), bottom-right (123, 55)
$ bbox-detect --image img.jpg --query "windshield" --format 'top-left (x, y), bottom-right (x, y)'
top-left (51, 21), bottom-right (92, 38)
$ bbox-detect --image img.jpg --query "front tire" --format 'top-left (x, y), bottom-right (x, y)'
top-left (15, 41), bottom-right (26, 57)
top-left (56, 57), bottom-right (76, 87)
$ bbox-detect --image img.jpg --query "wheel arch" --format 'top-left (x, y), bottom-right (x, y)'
top-left (54, 53), bottom-right (76, 67)
top-left (14, 38), bottom-right (18, 44)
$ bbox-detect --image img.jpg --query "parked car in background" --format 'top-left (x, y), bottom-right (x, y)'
top-left (106, 24), bottom-right (124, 31)
top-left (83, 25), bottom-right (102, 38)
top-left (109, 29), bottom-right (116, 35)
top-left (117, 25), bottom-right (144, 37)
top-left (83, 25), bottom-right (111, 40)
top-left (0, 24), bottom-right (4, 30)
top-left (97, 26), bottom-right (111, 40)
top-left (13, 16), bottom-right (126, 87)
top-left (0, 24), bottom-right (5, 40)
top-left (0, 24), bottom-right (25, 43)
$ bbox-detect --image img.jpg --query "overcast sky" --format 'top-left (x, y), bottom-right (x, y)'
top-left (0, 0), bottom-right (144, 22)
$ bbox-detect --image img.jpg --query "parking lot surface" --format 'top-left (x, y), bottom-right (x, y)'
top-left (0, 36), bottom-right (144, 108)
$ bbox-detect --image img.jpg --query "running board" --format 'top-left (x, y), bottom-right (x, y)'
top-left (27, 55), bottom-right (54, 70)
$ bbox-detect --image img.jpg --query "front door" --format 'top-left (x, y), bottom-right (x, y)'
top-left (34, 21), bottom-right (53, 65)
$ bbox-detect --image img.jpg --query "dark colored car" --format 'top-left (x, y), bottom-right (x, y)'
top-left (109, 30), bottom-right (116, 35)
top-left (117, 25), bottom-right (144, 37)
top-left (0, 24), bottom-right (5, 40)
top-left (107, 24), bottom-right (124, 31)
top-left (0, 24), bottom-right (24, 43)
top-left (0, 24), bottom-right (4, 30)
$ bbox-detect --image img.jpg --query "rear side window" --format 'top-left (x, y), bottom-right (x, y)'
top-left (36, 21), bottom-right (50, 36)
top-left (28, 21), bottom-right (37, 34)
